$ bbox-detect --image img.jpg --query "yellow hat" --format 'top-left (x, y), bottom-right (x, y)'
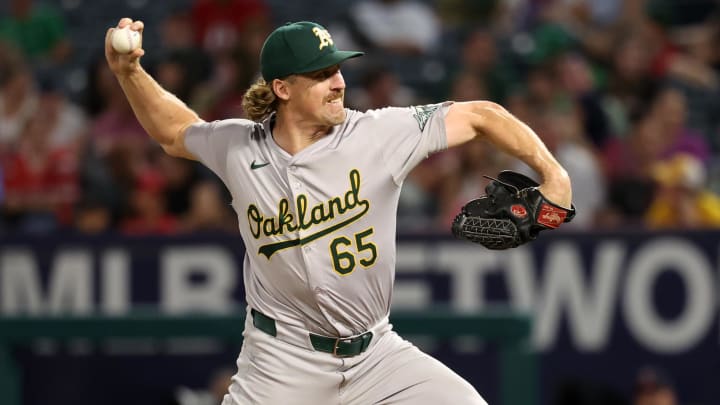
top-left (651, 153), bottom-right (706, 189)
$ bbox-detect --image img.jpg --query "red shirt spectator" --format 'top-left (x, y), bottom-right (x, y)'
top-left (120, 169), bottom-right (179, 235)
top-left (191, 0), bottom-right (270, 52)
top-left (2, 145), bottom-right (78, 225)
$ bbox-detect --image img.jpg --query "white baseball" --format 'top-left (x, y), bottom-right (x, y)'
top-left (111, 26), bottom-right (142, 54)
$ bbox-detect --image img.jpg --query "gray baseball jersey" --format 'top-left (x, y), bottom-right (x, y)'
top-left (185, 103), bottom-right (450, 337)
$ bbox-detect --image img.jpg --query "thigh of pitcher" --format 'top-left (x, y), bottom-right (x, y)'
top-left (222, 328), bottom-right (344, 405)
top-left (342, 332), bottom-right (488, 405)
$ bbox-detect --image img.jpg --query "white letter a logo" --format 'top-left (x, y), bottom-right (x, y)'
top-left (312, 27), bottom-right (334, 50)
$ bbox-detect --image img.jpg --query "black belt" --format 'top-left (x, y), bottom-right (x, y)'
top-left (251, 308), bottom-right (373, 357)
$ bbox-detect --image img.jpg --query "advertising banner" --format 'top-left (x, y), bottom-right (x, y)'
top-left (1, 231), bottom-right (717, 404)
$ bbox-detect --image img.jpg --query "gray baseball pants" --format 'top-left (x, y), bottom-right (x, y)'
top-left (221, 310), bottom-right (488, 405)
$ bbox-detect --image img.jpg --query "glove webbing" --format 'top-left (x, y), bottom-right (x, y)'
top-left (456, 216), bottom-right (521, 250)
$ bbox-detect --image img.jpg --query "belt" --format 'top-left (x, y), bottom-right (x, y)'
top-left (251, 308), bottom-right (373, 357)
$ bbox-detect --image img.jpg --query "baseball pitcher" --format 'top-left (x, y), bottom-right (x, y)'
top-left (105, 18), bottom-right (573, 404)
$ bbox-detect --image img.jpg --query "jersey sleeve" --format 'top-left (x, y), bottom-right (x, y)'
top-left (184, 119), bottom-right (253, 182)
top-left (371, 102), bottom-right (452, 184)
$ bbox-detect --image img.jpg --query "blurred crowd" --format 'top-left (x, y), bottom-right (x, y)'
top-left (1, 0), bottom-right (720, 236)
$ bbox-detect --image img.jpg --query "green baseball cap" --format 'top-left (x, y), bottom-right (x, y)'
top-left (260, 21), bottom-right (364, 81)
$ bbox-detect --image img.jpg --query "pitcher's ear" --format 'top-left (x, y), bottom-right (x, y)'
top-left (272, 77), bottom-right (292, 101)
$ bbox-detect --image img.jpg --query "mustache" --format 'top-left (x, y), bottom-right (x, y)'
top-left (326, 91), bottom-right (344, 102)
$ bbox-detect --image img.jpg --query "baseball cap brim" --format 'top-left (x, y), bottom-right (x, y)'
top-left (294, 50), bottom-right (364, 75)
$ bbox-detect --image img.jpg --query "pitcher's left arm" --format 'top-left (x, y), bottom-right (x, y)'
top-left (444, 101), bottom-right (572, 209)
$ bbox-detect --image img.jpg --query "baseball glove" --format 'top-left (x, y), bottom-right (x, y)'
top-left (451, 170), bottom-right (576, 250)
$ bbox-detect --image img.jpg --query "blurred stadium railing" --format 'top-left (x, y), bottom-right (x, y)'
top-left (0, 309), bottom-right (535, 405)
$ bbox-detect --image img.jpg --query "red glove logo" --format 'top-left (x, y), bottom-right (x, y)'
top-left (537, 204), bottom-right (567, 228)
top-left (510, 204), bottom-right (528, 218)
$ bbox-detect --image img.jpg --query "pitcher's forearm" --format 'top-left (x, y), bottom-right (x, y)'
top-left (482, 111), bottom-right (572, 207)
top-left (117, 67), bottom-right (201, 156)
top-left (446, 101), bottom-right (572, 208)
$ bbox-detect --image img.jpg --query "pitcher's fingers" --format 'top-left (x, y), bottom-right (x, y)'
top-left (105, 28), bottom-right (115, 53)
top-left (129, 48), bottom-right (145, 60)
top-left (131, 20), bottom-right (144, 33)
top-left (117, 17), bottom-right (133, 28)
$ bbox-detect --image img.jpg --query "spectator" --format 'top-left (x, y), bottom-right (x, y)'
top-left (85, 57), bottom-right (150, 157)
top-left (155, 146), bottom-right (236, 233)
top-left (438, 137), bottom-right (512, 228)
top-left (665, 21), bottom-right (720, 153)
top-left (0, 0), bottom-right (71, 66)
top-left (645, 153), bottom-right (720, 229)
top-left (1, 107), bottom-right (79, 233)
top-left (191, 48), bottom-right (257, 120)
top-left (600, 110), bottom-right (664, 226)
top-left (191, 0), bottom-right (270, 55)
top-left (632, 366), bottom-right (678, 405)
top-left (0, 43), bottom-right (38, 149)
top-left (523, 62), bottom-right (572, 116)
top-left (448, 71), bottom-right (489, 102)
top-left (556, 52), bottom-right (611, 148)
top-left (156, 153), bottom-right (204, 217)
top-left (533, 0), bottom-right (625, 61)
top-left (153, 50), bottom-right (205, 104)
top-left (73, 197), bottom-right (112, 235)
top-left (79, 57), bottom-right (153, 226)
top-left (347, 64), bottom-right (416, 111)
top-left (181, 180), bottom-right (237, 233)
top-left (397, 156), bottom-right (446, 232)
top-left (650, 86), bottom-right (711, 164)
top-left (517, 23), bottom-right (577, 67)
top-left (36, 76), bottom-right (87, 149)
top-left (154, 10), bottom-right (213, 102)
top-left (345, 0), bottom-right (441, 56)
top-left (436, 0), bottom-right (501, 30)
top-left (0, 0), bottom-right (717, 237)
top-left (450, 28), bottom-right (515, 103)
top-left (187, 8), bottom-right (268, 120)
top-left (97, 142), bottom-right (146, 225)
top-left (666, 22), bottom-right (719, 90)
top-left (120, 169), bottom-right (178, 235)
top-left (603, 30), bottom-right (659, 139)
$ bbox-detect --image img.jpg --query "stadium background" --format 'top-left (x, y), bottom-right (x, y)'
top-left (1, 0), bottom-right (719, 404)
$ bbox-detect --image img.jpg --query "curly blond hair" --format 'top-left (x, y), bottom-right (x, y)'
top-left (242, 78), bottom-right (278, 122)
